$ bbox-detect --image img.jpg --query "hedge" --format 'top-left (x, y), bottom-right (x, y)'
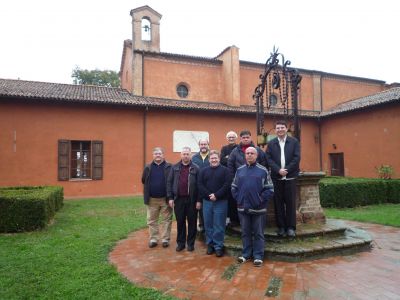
top-left (319, 177), bottom-right (400, 208)
top-left (0, 186), bottom-right (64, 233)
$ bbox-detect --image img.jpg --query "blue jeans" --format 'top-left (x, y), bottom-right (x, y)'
top-left (203, 199), bottom-right (228, 250)
top-left (238, 212), bottom-right (265, 260)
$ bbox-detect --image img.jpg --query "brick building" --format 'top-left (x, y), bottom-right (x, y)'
top-left (0, 5), bottom-right (399, 197)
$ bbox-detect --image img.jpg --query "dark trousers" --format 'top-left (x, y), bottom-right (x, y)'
top-left (227, 191), bottom-right (240, 224)
top-left (273, 179), bottom-right (297, 230)
top-left (198, 207), bottom-right (204, 230)
top-left (174, 196), bottom-right (198, 247)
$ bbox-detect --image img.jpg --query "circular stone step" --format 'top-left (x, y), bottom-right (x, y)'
top-left (223, 219), bottom-right (373, 262)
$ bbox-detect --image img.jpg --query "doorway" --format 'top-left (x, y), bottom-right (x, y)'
top-left (329, 153), bottom-right (344, 176)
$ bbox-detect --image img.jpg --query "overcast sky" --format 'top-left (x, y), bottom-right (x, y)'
top-left (1, 0), bottom-right (399, 85)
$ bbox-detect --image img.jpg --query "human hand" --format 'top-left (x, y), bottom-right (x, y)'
top-left (196, 202), bottom-right (202, 210)
top-left (279, 169), bottom-right (288, 176)
top-left (209, 193), bottom-right (216, 201)
top-left (168, 200), bottom-right (174, 208)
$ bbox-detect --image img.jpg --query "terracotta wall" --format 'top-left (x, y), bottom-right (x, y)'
top-left (321, 76), bottom-right (384, 110)
top-left (143, 109), bottom-right (320, 175)
top-left (143, 57), bottom-right (223, 102)
top-left (239, 65), bottom-right (263, 106)
top-left (320, 103), bottom-right (400, 178)
top-left (0, 101), bottom-right (144, 198)
top-left (124, 49), bottom-right (387, 112)
top-left (4, 98), bottom-right (397, 198)
top-left (120, 46), bottom-right (133, 92)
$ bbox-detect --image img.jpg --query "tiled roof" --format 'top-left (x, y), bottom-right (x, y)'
top-left (322, 87), bottom-right (400, 117)
top-left (0, 78), bottom-right (398, 118)
top-left (0, 78), bottom-right (320, 117)
top-left (0, 78), bottom-right (145, 105)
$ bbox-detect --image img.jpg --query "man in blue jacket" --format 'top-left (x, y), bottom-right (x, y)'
top-left (231, 147), bottom-right (274, 267)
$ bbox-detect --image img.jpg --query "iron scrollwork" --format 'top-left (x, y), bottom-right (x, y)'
top-left (252, 47), bottom-right (302, 146)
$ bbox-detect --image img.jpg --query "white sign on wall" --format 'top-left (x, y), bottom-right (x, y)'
top-left (173, 130), bottom-right (209, 152)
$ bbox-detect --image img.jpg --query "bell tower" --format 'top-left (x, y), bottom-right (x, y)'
top-left (129, 6), bottom-right (162, 95)
top-left (130, 5), bottom-right (162, 52)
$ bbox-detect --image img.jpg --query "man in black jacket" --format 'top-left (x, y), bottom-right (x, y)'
top-left (266, 121), bottom-right (301, 237)
top-left (220, 131), bottom-right (239, 227)
top-left (198, 150), bottom-right (231, 257)
top-left (141, 147), bottom-right (172, 248)
top-left (167, 147), bottom-right (201, 252)
top-left (228, 130), bottom-right (267, 175)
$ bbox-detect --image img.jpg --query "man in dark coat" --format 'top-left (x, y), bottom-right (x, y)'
top-left (141, 147), bottom-right (172, 248)
top-left (167, 146), bottom-right (201, 252)
top-left (191, 138), bottom-right (210, 232)
top-left (266, 120), bottom-right (301, 237)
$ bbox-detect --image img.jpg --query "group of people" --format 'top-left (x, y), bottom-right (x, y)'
top-left (141, 120), bottom-right (301, 267)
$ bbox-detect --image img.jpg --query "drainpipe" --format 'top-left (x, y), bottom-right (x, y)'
top-left (143, 106), bottom-right (148, 168)
top-left (141, 50), bottom-right (145, 96)
top-left (142, 51), bottom-right (147, 167)
top-left (318, 75), bottom-right (323, 171)
top-left (318, 117), bottom-right (322, 171)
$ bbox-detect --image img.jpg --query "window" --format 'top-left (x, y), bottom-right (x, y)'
top-left (176, 84), bottom-right (189, 98)
top-left (141, 18), bottom-right (151, 41)
top-left (329, 153), bottom-right (344, 176)
top-left (58, 140), bottom-right (103, 181)
top-left (269, 94), bottom-right (278, 106)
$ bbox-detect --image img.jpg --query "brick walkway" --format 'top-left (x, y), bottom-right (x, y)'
top-left (109, 221), bottom-right (400, 299)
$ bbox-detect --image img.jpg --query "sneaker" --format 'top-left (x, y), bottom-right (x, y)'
top-left (276, 227), bottom-right (286, 237)
top-left (148, 241), bottom-right (157, 248)
top-left (206, 245), bottom-right (215, 255)
top-left (162, 241), bottom-right (169, 248)
top-left (237, 256), bottom-right (249, 263)
top-left (287, 228), bottom-right (296, 237)
top-left (253, 259), bottom-right (263, 267)
top-left (215, 249), bottom-right (224, 257)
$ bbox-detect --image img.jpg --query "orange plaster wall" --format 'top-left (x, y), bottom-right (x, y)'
top-left (143, 110), bottom-right (319, 172)
top-left (0, 101), bottom-right (144, 198)
top-left (298, 74), bottom-right (316, 111)
top-left (297, 119), bottom-right (320, 172)
top-left (143, 58), bottom-right (224, 102)
top-left (120, 47), bottom-right (133, 91)
top-left (321, 77), bottom-right (384, 110)
top-left (320, 104), bottom-right (400, 178)
top-left (239, 66), bottom-right (263, 106)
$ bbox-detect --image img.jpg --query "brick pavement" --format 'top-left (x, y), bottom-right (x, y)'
top-left (109, 221), bottom-right (400, 299)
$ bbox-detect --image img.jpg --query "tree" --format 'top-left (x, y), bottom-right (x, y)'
top-left (72, 67), bottom-right (120, 88)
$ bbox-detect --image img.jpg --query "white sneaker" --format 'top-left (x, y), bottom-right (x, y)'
top-left (237, 256), bottom-right (249, 263)
top-left (253, 259), bottom-right (263, 267)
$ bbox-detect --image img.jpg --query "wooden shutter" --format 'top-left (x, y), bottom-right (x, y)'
top-left (58, 140), bottom-right (70, 181)
top-left (92, 141), bottom-right (103, 180)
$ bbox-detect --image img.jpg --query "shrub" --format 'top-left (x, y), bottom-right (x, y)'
top-left (0, 186), bottom-right (63, 233)
top-left (319, 177), bottom-right (400, 208)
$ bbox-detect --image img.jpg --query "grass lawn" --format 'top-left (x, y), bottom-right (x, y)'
top-left (324, 203), bottom-right (400, 227)
top-left (0, 197), bottom-right (176, 300)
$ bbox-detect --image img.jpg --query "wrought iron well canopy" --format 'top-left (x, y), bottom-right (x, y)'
top-left (253, 47), bottom-right (302, 146)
